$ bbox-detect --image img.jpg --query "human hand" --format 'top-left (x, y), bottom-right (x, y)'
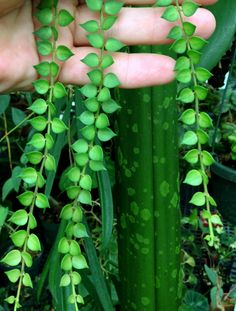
top-left (0, 0), bottom-right (217, 93)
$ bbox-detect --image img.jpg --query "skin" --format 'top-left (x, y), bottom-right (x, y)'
top-left (0, 0), bottom-right (218, 92)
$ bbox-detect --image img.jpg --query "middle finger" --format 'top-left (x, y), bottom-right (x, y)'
top-left (74, 6), bottom-right (216, 47)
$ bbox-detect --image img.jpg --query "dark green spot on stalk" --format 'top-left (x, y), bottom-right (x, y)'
top-left (120, 213), bottom-right (127, 229)
top-left (141, 297), bottom-right (151, 306)
top-left (141, 248), bottom-right (149, 254)
top-left (131, 201), bottom-right (139, 215)
top-left (140, 209), bottom-right (151, 221)
top-left (160, 181), bottom-right (170, 197)
top-left (132, 123), bottom-right (138, 133)
top-left (128, 188), bottom-right (136, 196)
top-left (162, 122), bottom-right (169, 130)
top-left (133, 147), bottom-right (140, 154)
top-left (125, 169), bottom-right (132, 177)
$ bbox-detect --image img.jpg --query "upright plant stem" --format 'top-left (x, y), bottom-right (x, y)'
top-left (152, 46), bottom-right (181, 310)
top-left (116, 45), bottom-right (181, 310)
top-left (116, 46), bottom-right (155, 310)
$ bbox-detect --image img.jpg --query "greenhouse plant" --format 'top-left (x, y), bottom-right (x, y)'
top-left (0, 0), bottom-right (236, 310)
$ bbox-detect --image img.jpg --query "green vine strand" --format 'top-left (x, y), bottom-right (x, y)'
top-left (0, 0), bottom-right (74, 309)
top-left (156, 0), bottom-right (223, 248)
top-left (56, 0), bottom-right (123, 309)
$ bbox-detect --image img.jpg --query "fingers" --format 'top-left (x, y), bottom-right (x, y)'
top-left (59, 47), bottom-right (175, 88)
top-left (123, 0), bottom-right (218, 5)
top-left (74, 7), bottom-right (216, 46)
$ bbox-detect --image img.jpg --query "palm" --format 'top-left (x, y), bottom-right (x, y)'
top-left (0, 2), bottom-right (37, 92)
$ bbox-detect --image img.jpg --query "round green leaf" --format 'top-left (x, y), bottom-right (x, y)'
top-left (33, 79), bottom-right (49, 94)
top-left (102, 16), bottom-right (117, 30)
top-left (161, 5), bottom-right (179, 22)
top-left (97, 127), bottom-right (116, 141)
top-left (9, 209), bottom-right (28, 226)
top-left (60, 274), bottom-right (71, 287)
top-left (87, 33), bottom-right (104, 49)
top-left (80, 20), bottom-right (99, 32)
top-left (101, 54), bottom-right (114, 69)
top-left (61, 254), bottom-right (72, 271)
top-left (184, 169), bottom-right (203, 186)
top-left (35, 193), bottom-right (49, 208)
top-left (71, 271), bottom-right (82, 285)
top-left (27, 234), bottom-right (41, 252)
top-left (60, 204), bottom-right (73, 220)
top-left (88, 69), bottom-right (103, 86)
top-left (58, 9), bottom-right (74, 27)
top-left (89, 145), bottom-right (103, 161)
top-left (35, 8), bottom-right (53, 25)
top-left (34, 61), bottom-right (51, 76)
top-left (67, 166), bottom-right (81, 183)
top-left (72, 254), bottom-right (88, 270)
top-left (80, 84), bottom-right (97, 98)
top-left (23, 273), bottom-right (33, 288)
top-left (28, 133), bottom-right (46, 150)
top-left (58, 237), bottom-right (70, 254)
top-left (11, 230), bottom-right (27, 247)
top-left (28, 98), bottom-right (47, 115)
top-left (53, 82), bottom-right (67, 99)
top-left (190, 192), bottom-right (206, 206)
top-left (17, 191), bottom-right (34, 207)
top-left (85, 0), bottom-right (102, 11)
top-left (20, 167), bottom-right (38, 184)
top-left (73, 224), bottom-right (86, 240)
top-left (72, 139), bottom-right (89, 154)
top-left (5, 269), bottom-right (21, 283)
top-left (36, 40), bottom-right (53, 56)
top-left (104, 1), bottom-right (123, 15)
top-left (167, 26), bottom-right (183, 40)
top-left (29, 116), bottom-right (47, 131)
top-left (81, 53), bottom-right (99, 67)
top-left (78, 190), bottom-right (92, 205)
top-left (103, 73), bottom-right (120, 88)
top-left (189, 36), bottom-right (207, 51)
top-left (75, 153), bottom-right (89, 167)
top-left (51, 118), bottom-right (68, 133)
top-left (171, 38), bottom-right (187, 54)
top-left (182, 1), bottom-right (198, 17)
top-left (56, 45), bottom-right (74, 61)
top-left (178, 88), bottom-right (195, 103)
top-left (183, 149), bottom-right (199, 164)
top-left (199, 112), bottom-right (213, 128)
top-left (105, 38), bottom-right (125, 52)
top-left (81, 125), bottom-right (96, 140)
top-left (45, 154), bottom-right (56, 171)
top-left (102, 99), bottom-right (120, 113)
top-left (95, 113), bottom-right (110, 129)
top-left (79, 175), bottom-right (92, 191)
top-left (85, 98), bottom-right (99, 112)
top-left (1, 250), bottom-right (21, 267)
top-left (97, 87), bottom-right (111, 102)
top-left (180, 109), bottom-right (196, 125)
top-left (181, 131), bottom-right (198, 146)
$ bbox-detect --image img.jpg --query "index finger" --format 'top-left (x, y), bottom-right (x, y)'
top-left (124, 0), bottom-right (218, 5)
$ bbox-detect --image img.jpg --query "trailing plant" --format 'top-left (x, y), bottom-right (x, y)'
top-left (155, 0), bottom-right (224, 248)
top-left (0, 1), bottom-right (75, 309)
top-left (0, 0), bottom-right (235, 310)
top-left (0, 0), bottom-right (123, 309)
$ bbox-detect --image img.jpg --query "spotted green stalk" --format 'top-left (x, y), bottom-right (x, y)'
top-left (116, 45), bottom-right (181, 310)
top-left (152, 46), bottom-right (181, 310)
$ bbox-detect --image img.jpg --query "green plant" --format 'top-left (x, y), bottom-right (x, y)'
top-left (0, 0), bottom-right (235, 310)
top-left (211, 53), bottom-right (236, 164)
top-left (0, 0), bottom-right (124, 309)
